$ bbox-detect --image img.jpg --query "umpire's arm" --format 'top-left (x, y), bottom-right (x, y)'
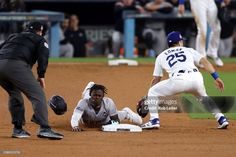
top-left (37, 40), bottom-right (49, 78)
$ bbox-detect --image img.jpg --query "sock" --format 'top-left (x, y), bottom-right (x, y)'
top-left (150, 113), bottom-right (159, 120)
top-left (213, 113), bottom-right (224, 121)
top-left (14, 124), bottom-right (22, 129)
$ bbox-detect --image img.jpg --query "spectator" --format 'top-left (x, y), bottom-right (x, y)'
top-left (142, 0), bottom-right (173, 57)
top-left (178, 0), bottom-right (231, 67)
top-left (109, 0), bottom-right (144, 58)
top-left (65, 14), bottom-right (88, 57)
top-left (0, 0), bottom-right (25, 42)
top-left (0, 0), bottom-right (11, 11)
top-left (218, 22), bottom-right (234, 58)
top-left (218, 4), bottom-right (234, 58)
top-left (59, 15), bottom-right (74, 58)
top-left (135, 0), bottom-right (151, 6)
top-left (1, 0), bottom-right (24, 12)
top-left (134, 0), bottom-right (151, 57)
top-left (9, 0), bottom-right (25, 12)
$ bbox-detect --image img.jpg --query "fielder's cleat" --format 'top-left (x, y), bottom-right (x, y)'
top-left (107, 54), bottom-right (114, 59)
top-left (12, 128), bottom-right (31, 138)
top-left (213, 57), bottom-right (224, 67)
top-left (207, 54), bottom-right (224, 67)
top-left (141, 118), bottom-right (160, 129)
top-left (217, 116), bottom-right (229, 129)
top-left (122, 107), bottom-right (142, 125)
top-left (37, 127), bottom-right (64, 140)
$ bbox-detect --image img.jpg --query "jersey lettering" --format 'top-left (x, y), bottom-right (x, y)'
top-left (166, 51), bottom-right (186, 68)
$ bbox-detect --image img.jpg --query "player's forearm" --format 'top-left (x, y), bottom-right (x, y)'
top-left (71, 109), bottom-right (83, 128)
top-left (199, 58), bottom-right (215, 74)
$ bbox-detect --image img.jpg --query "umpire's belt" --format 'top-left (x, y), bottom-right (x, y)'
top-left (172, 68), bottom-right (198, 77)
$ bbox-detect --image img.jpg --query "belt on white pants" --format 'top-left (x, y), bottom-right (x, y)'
top-left (171, 68), bottom-right (198, 77)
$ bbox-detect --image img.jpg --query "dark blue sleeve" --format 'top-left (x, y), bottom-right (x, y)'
top-left (37, 39), bottom-right (49, 78)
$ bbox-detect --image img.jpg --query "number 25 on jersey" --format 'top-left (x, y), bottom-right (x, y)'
top-left (166, 51), bottom-right (186, 68)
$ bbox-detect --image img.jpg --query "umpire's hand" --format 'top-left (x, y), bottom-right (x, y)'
top-left (38, 78), bottom-right (46, 88)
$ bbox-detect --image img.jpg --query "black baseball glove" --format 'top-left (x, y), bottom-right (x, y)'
top-left (136, 96), bottom-right (149, 118)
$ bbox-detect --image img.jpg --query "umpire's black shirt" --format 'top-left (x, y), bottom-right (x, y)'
top-left (0, 31), bottom-right (49, 78)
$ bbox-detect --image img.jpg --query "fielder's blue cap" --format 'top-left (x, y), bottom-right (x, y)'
top-left (167, 31), bottom-right (184, 44)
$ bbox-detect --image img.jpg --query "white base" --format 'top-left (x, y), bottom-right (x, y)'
top-left (102, 124), bottom-right (142, 132)
top-left (108, 59), bottom-right (138, 66)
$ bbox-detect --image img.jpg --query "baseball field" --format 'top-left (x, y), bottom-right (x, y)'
top-left (0, 57), bottom-right (236, 157)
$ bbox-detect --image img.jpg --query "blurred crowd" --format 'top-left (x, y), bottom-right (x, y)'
top-left (0, 0), bottom-right (236, 58)
top-left (0, 0), bottom-right (25, 42)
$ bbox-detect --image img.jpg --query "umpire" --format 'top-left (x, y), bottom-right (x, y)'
top-left (0, 21), bottom-right (63, 140)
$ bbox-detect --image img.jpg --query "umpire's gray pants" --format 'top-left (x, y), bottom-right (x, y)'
top-left (0, 59), bottom-right (49, 128)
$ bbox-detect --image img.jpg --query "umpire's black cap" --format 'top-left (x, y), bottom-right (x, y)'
top-left (26, 21), bottom-right (44, 32)
top-left (26, 21), bottom-right (48, 36)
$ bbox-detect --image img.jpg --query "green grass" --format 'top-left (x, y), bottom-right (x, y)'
top-left (202, 72), bottom-right (236, 96)
top-left (189, 113), bottom-right (236, 119)
top-left (49, 57), bottom-right (236, 64)
top-left (182, 95), bottom-right (236, 119)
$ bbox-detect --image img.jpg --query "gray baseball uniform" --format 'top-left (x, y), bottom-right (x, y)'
top-left (71, 82), bottom-right (143, 129)
top-left (76, 97), bottom-right (118, 127)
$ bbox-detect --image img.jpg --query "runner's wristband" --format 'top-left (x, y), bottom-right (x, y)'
top-left (211, 72), bottom-right (219, 80)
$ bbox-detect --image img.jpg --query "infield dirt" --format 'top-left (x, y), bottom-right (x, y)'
top-left (0, 63), bottom-right (235, 157)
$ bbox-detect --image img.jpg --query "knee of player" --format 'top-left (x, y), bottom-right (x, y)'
top-left (199, 30), bottom-right (207, 39)
top-left (147, 87), bottom-right (157, 97)
top-left (216, 25), bottom-right (221, 33)
top-left (9, 97), bottom-right (24, 106)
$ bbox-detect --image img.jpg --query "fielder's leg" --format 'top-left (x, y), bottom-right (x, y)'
top-left (206, 1), bottom-right (223, 66)
top-left (196, 96), bottom-right (229, 129)
top-left (112, 31), bottom-right (123, 57)
top-left (194, 80), bottom-right (229, 129)
top-left (140, 79), bottom-right (176, 129)
top-left (190, 0), bottom-right (208, 57)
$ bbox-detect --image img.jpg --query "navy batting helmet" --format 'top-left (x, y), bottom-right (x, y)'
top-left (48, 95), bottom-right (67, 115)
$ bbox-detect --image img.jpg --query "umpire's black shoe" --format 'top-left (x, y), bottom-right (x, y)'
top-left (12, 128), bottom-right (31, 138)
top-left (37, 127), bottom-right (63, 140)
